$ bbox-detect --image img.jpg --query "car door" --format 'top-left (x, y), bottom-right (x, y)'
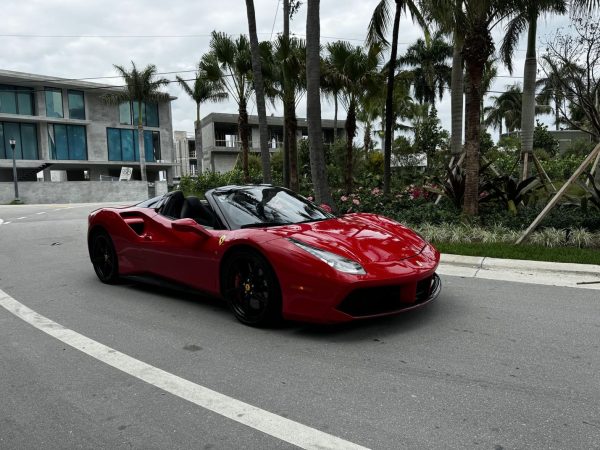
top-left (140, 203), bottom-right (222, 295)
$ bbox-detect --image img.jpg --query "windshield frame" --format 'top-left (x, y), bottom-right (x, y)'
top-left (205, 185), bottom-right (335, 231)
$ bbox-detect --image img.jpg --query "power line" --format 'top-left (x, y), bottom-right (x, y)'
top-left (270, 0), bottom-right (282, 40)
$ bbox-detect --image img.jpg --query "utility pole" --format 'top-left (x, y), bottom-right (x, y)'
top-left (9, 138), bottom-right (20, 203)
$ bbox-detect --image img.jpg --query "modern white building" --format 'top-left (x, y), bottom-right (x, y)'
top-left (174, 112), bottom-right (346, 175)
top-left (0, 69), bottom-right (176, 183)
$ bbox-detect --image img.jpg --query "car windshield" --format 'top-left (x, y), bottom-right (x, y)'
top-left (211, 186), bottom-right (335, 230)
top-left (136, 195), bottom-right (163, 208)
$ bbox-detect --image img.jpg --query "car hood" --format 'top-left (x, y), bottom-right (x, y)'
top-left (265, 213), bottom-right (426, 264)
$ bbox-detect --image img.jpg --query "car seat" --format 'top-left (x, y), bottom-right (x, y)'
top-left (180, 196), bottom-right (216, 228)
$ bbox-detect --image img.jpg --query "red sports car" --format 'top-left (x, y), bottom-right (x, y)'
top-left (88, 185), bottom-right (441, 326)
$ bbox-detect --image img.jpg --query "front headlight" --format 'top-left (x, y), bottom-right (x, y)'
top-left (288, 238), bottom-right (366, 275)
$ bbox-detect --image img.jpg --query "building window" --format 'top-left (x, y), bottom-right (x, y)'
top-left (0, 121), bottom-right (39, 160)
top-left (45, 88), bottom-right (63, 118)
top-left (68, 90), bottom-right (85, 120)
top-left (0, 85), bottom-right (35, 116)
top-left (107, 128), bottom-right (161, 162)
top-left (120, 101), bottom-right (159, 127)
top-left (48, 124), bottom-right (87, 160)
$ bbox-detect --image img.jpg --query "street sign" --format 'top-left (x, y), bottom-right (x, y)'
top-left (119, 167), bottom-right (133, 181)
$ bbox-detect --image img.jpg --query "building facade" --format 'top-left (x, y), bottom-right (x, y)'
top-left (174, 112), bottom-right (346, 175)
top-left (0, 69), bottom-right (175, 183)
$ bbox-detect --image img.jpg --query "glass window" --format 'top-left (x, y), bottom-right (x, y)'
top-left (20, 123), bottom-right (38, 159)
top-left (0, 122), bottom-right (37, 161)
top-left (145, 103), bottom-right (159, 127)
top-left (17, 90), bottom-right (34, 116)
top-left (45, 88), bottom-right (63, 118)
top-left (121, 129), bottom-right (135, 161)
top-left (119, 102), bottom-right (131, 125)
top-left (68, 90), bottom-right (85, 120)
top-left (132, 102), bottom-right (141, 126)
top-left (49, 124), bottom-right (69, 159)
top-left (144, 130), bottom-right (154, 162)
top-left (107, 128), bottom-right (121, 161)
top-left (0, 85), bottom-right (17, 114)
top-left (0, 123), bottom-right (5, 159)
top-left (67, 125), bottom-right (87, 160)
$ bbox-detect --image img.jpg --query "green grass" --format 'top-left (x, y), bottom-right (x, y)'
top-left (434, 242), bottom-right (600, 265)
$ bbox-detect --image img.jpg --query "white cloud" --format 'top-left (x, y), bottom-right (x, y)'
top-left (0, 0), bottom-right (574, 138)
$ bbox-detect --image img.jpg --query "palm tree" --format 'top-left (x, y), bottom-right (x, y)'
top-left (500, 0), bottom-right (599, 180)
top-left (430, 0), bottom-right (517, 216)
top-left (357, 80), bottom-right (385, 153)
top-left (270, 35), bottom-right (306, 192)
top-left (201, 32), bottom-right (254, 181)
top-left (103, 62), bottom-right (170, 182)
top-left (367, 0), bottom-right (425, 195)
top-left (322, 49), bottom-right (346, 140)
top-left (306, 0), bottom-right (334, 207)
top-left (398, 30), bottom-right (453, 105)
top-left (325, 42), bottom-right (381, 193)
top-left (245, 0), bottom-right (272, 183)
top-left (176, 68), bottom-right (228, 173)
top-left (485, 84), bottom-right (550, 135)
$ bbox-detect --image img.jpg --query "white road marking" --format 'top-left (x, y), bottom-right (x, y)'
top-left (36, 212), bottom-right (46, 215)
top-left (16, 217), bottom-right (26, 220)
top-left (0, 289), bottom-right (369, 450)
top-left (0, 219), bottom-right (3, 225)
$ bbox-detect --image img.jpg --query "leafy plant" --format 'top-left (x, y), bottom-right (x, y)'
top-left (484, 176), bottom-right (543, 214)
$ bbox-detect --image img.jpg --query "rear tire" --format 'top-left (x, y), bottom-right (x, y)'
top-left (91, 231), bottom-right (119, 284)
top-left (221, 249), bottom-right (282, 327)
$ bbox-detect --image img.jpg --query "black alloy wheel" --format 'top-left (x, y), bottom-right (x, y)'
top-left (222, 250), bottom-right (282, 326)
top-left (91, 231), bottom-right (119, 284)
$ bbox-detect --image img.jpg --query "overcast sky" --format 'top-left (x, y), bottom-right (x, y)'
top-left (1, 0), bottom-right (575, 142)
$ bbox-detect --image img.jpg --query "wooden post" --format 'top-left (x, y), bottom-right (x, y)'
top-left (516, 142), bottom-right (600, 244)
top-left (531, 153), bottom-right (557, 194)
top-left (585, 150), bottom-right (600, 187)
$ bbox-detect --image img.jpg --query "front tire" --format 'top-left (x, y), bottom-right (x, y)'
top-left (91, 231), bottom-right (119, 284)
top-left (221, 250), bottom-right (282, 327)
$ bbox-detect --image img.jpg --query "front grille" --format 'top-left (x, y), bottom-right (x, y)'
top-left (336, 274), bottom-right (439, 318)
top-left (416, 276), bottom-right (433, 302)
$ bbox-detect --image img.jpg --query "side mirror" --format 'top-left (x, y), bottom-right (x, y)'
top-left (172, 218), bottom-right (211, 239)
top-left (319, 204), bottom-right (333, 213)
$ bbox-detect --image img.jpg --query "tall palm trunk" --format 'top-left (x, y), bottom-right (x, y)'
top-left (195, 103), bottom-right (204, 173)
top-left (282, 0), bottom-right (291, 188)
top-left (284, 97), bottom-right (299, 191)
top-left (333, 94), bottom-right (339, 139)
top-left (462, 25), bottom-right (494, 216)
top-left (364, 121), bottom-right (372, 153)
top-left (238, 99), bottom-right (250, 181)
top-left (306, 0), bottom-right (333, 206)
top-left (554, 95), bottom-right (560, 130)
top-left (383, 1), bottom-right (402, 195)
top-left (450, 37), bottom-right (464, 159)
top-left (245, 0), bottom-right (272, 183)
top-left (137, 100), bottom-right (147, 182)
top-left (520, 15), bottom-right (537, 181)
top-left (345, 102), bottom-right (357, 193)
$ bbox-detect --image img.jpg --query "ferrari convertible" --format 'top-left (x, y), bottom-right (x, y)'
top-left (88, 185), bottom-right (441, 326)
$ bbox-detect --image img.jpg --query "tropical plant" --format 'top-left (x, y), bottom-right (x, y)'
top-left (176, 68), bottom-right (228, 173)
top-left (485, 175), bottom-right (543, 214)
top-left (306, 0), bottom-right (334, 207)
top-left (367, 0), bottom-right (425, 195)
top-left (245, 0), bottom-right (272, 183)
top-left (270, 35), bottom-right (307, 192)
top-left (324, 41), bottom-right (381, 192)
top-left (500, 0), bottom-right (599, 180)
top-left (103, 62), bottom-right (170, 182)
top-left (201, 32), bottom-right (254, 181)
top-left (398, 30), bottom-right (453, 105)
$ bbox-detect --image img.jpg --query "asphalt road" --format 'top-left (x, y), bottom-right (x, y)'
top-left (1, 203), bottom-right (599, 449)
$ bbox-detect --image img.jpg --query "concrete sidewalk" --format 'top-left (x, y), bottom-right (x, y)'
top-left (438, 254), bottom-right (600, 290)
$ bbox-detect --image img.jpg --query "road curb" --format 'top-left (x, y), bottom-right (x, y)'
top-left (439, 253), bottom-right (600, 289)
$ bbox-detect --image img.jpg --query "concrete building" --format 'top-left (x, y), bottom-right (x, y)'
top-left (502, 129), bottom-right (594, 153)
top-left (0, 69), bottom-right (176, 183)
top-left (174, 112), bottom-right (346, 174)
top-left (173, 130), bottom-right (198, 178)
